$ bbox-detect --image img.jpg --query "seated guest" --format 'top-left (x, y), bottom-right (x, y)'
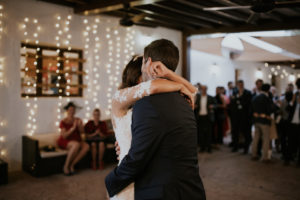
top-left (84, 108), bottom-right (111, 170)
top-left (251, 84), bottom-right (273, 163)
top-left (57, 102), bottom-right (90, 175)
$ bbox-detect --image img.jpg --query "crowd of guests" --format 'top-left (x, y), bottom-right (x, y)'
top-left (194, 78), bottom-right (300, 166)
top-left (56, 77), bottom-right (300, 176)
top-left (56, 102), bottom-right (114, 176)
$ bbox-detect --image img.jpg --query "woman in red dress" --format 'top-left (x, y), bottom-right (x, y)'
top-left (57, 102), bottom-right (90, 175)
top-left (84, 108), bottom-right (112, 170)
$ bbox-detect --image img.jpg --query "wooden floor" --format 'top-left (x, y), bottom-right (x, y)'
top-left (1, 146), bottom-right (300, 200)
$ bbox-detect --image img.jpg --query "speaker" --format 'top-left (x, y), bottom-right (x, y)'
top-left (0, 159), bottom-right (8, 185)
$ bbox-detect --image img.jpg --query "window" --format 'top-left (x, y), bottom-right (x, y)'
top-left (20, 42), bottom-right (86, 97)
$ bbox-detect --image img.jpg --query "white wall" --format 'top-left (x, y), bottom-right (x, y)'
top-left (0, 0), bottom-right (182, 171)
top-left (190, 49), bottom-right (300, 96)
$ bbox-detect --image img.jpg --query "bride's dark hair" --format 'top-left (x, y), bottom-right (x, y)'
top-left (119, 55), bottom-right (143, 89)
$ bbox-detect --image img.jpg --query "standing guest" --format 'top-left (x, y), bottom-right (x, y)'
top-left (278, 91), bottom-right (294, 164)
top-left (231, 80), bottom-right (252, 153)
top-left (57, 102), bottom-right (90, 175)
top-left (251, 84), bottom-right (273, 163)
top-left (252, 79), bottom-right (264, 96)
top-left (287, 78), bottom-right (300, 166)
top-left (195, 85), bottom-right (216, 153)
top-left (84, 108), bottom-right (112, 170)
top-left (226, 81), bottom-right (236, 98)
top-left (270, 86), bottom-right (281, 153)
top-left (286, 83), bottom-right (294, 93)
top-left (227, 81), bottom-right (237, 147)
top-left (214, 86), bottom-right (226, 145)
top-left (220, 86), bottom-right (230, 136)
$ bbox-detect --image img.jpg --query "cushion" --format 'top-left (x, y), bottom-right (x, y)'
top-left (30, 133), bottom-right (60, 148)
top-left (40, 148), bottom-right (68, 158)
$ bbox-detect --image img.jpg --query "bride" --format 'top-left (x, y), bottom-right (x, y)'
top-left (110, 55), bottom-right (197, 200)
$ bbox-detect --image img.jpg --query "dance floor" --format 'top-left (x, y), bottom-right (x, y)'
top-left (1, 146), bottom-right (300, 200)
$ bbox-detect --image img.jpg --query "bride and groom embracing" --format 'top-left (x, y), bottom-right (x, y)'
top-left (105, 39), bottom-right (206, 200)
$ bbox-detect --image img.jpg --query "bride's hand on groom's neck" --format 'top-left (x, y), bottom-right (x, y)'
top-left (115, 141), bottom-right (121, 160)
top-left (147, 58), bottom-right (172, 80)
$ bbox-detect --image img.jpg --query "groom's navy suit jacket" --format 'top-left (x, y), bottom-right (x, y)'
top-left (105, 92), bottom-right (206, 200)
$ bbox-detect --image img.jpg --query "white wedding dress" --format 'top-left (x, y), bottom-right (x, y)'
top-left (111, 109), bottom-right (134, 200)
top-left (110, 81), bottom-right (152, 200)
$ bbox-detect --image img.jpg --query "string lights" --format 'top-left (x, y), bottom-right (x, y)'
top-left (20, 17), bottom-right (41, 136)
top-left (0, 4), bottom-right (3, 40)
top-left (0, 58), bottom-right (4, 85)
top-left (82, 17), bottom-right (103, 122)
top-left (54, 14), bottom-right (73, 131)
top-left (82, 17), bottom-right (92, 123)
top-left (0, 4), bottom-right (6, 158)
top-left (103, 26), bottom-right (136, 117)
top-left (263, 62), bottom-right (300, 82)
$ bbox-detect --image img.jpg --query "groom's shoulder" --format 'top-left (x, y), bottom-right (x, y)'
top-left (134, 92), bottom-right (182, 110)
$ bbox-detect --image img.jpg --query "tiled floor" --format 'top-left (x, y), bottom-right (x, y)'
top-left (1, 146), bottom-right (300, 200)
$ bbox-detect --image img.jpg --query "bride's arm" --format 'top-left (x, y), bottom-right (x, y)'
top-left (112, 79), bottom-right (193, 117)
top-left (148, 60), bottom-right (197, 94)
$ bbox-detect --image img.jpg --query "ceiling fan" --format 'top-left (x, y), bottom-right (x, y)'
top-left (202, 0), bottom-right (300, 23)
top-left (119, 3), bottom-right (146, 27)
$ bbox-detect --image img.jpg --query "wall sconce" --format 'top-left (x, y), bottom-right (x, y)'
top-left (255, 68), bottom-right (263, 79)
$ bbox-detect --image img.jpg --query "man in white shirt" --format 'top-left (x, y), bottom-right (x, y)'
top-left (194, 85), bottom-right (216, 153)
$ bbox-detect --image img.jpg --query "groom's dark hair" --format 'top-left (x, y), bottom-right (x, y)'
top-left (144, 39), bottom-right (179, 72)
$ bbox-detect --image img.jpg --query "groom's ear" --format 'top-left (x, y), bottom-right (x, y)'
top-left (144, 56), bottom-right (152, 64)
top-left (147, 57), bottom-right (152, 64)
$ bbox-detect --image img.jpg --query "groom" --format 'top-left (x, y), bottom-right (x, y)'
top-left (105, 39), bottom-right (206, 200)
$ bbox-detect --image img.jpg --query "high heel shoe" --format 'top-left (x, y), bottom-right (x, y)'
top-left (63, 167), bottom-right (71, 176)
top-left (70, 166), bottom-right (76, 175)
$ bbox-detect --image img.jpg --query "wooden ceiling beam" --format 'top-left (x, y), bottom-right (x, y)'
top-left (103, 11), bottom-right (158, 28)
top-left (175, 0), bottom-right (248, 22)
top-left (132, 6), bottom-right (209, 28)
top-left (228, 0), bottom-right (282, 22)
top-left (155, 1), bottom-right (235, 27)
top-left (38, 0), bottom-right (76, 7)
top-left (74, 0), bottom-right (165, 15)
top-left (112, 10), bottom-right (192, 30)
top-left (185, 18), bottom-right (300, 36)
top-left (137, 4), bottom-right (214, 28)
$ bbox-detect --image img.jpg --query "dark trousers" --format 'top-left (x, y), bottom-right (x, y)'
top-left (198, 115), bottom-right (213, 151)
top-left (216, 119), bottom-right (224, 144)
top-left (278, 120), bottom-right (292, 161)
top-left (232, 115), bottom-right (252, 153)
top-left (289, 123), bottom-right (300, 163)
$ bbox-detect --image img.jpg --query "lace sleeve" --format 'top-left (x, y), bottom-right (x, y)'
top-left (112, 80), bottom-right (152, 117)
